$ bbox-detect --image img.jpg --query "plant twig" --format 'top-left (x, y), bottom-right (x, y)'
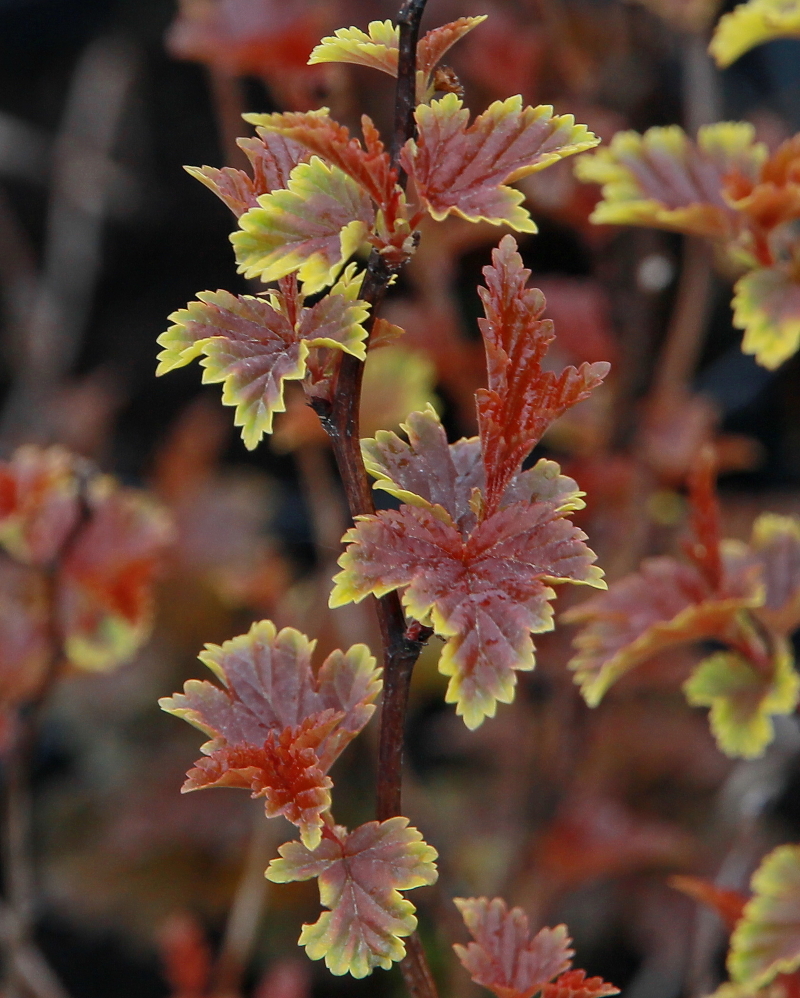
top-left (314, 3), bottom-right (437, 996)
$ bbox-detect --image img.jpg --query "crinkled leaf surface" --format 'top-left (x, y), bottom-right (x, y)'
top-left (266, 817), bottom-right (438, 978)
top-left (232, 157), bottom-right (374, 293)
top-left (453, 897), bottom-right (574, 998)
top-left (185, 131), bottom-right (307, 218)
top-left (160, 620), bottom-right (381, 842)
top-left (728, 844), bottom-right (800, 987)
top-left (402, 94), bottom-right (599, 231)
top-left (476, 237), bottom-right (609, 512)
top-left (575, 123), bottom-right (766, 238)
top-left (733, 265), bottom-right (800, 370)
top-left (710, 0), bottom-right (800, 67)
top-left (683, 641), bottom-right (800, 758)
top-left (542, 971), bottom-right (621, 998)
top-left (156, 286), bottom-right (369, 449)
top-left (331, 495), bottom-right (604, 730)
top-left (361, 404), bottom-right (585, 532)
top-left (57, 477), bottom-right (173, 671)
top-left (0, 446), bottom-right (82, 566)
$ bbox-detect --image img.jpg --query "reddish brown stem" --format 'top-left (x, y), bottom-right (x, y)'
top-left (314, 3), bottom-right (438, 996)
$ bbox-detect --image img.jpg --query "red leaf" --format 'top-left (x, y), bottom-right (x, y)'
top-left (187, 132), bottom-right (307, 218)
top-left (160, 621), bottom-right (381, 841)
top-left (476, 237), bottom-right (609, 514)
top-left (0, 446), bottom-right (82, 566)
top-left (332, 494), bottom-right (603, 729)
top-left (267, 817), bottom-right (438, 977)
top-left (669, 875), bottom-right (748, 931)
top-left (401, 97), bottom-right (598, 231)
top-left (453, 897), bottom-right (574, 998)
top-left (417, 17), bottom-right (489, 77)
top-left (543, 970), bottom-right (620, 998)
top-left (57, 477), bottom-right (173, 672)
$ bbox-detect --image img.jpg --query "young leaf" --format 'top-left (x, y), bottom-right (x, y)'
top-left (683, 640), bottom-right (800, 758)
top-left (401, 94), bottom-right (599, 232)
top-left (156, 287), bottom-right (369, 449)
top-left (574, 123), bottom-right (767, 238)
top-left (728, 844), bottom-right (800, 988)
top-left (160, 620), bottom-right (381, 841)
top-left (0, 445), bottom-right (82, 566)
top-left (453, 897), bottom-right (574, 998)
top-left (232, 157), bottom-right (375, 293)
top-left (476, 236), bottom-right (609, 513)
top-left (732, 264), bottom-right (800, 370)
top-left (186, 132), bottom-right (307, 218)
top-left (542, 971), bottom-right (621, 998)
top-left (330, 495), bottom-right (604, 730)
top-left (266, 817), bottom-right (438, 978)
top-left (709, 0), bottom-right (800, 67)
top-left (57, 477), bottom-right (173, 671)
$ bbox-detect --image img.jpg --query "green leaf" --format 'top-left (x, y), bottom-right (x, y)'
top-left (232, 157), bottom-right (374, 294)
top-left (733, 265), bottom-right (800, 370)
top-left (683, 639), bottom-right (800, 758)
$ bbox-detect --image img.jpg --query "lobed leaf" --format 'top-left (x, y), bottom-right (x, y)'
top-left (748, 513), bottom-right (800, 635)
top-left (543, 971), bottom-right (621, 998)
top-left (157, 287), bottom-right (369, 449)
top-left (417, 17), bottom-right (488, 77)
top-left (683, 640), bottom-right (800, 758)
top-left (575, 123), bottom-right (767, 238)
top-left (57, 476), bottom-right (173, 671)
top-left (361, 404), bottom-right (585, 531)
top-left (733, 265), bottom-right (800, 371)
top-left (709, 0), bottom-right (800, 68)
top-left (331, 497), bottom-right (604, 729)
top-left (186, 132), bottom-right (307, 218)
top-left (476, 237), bottom-right (609, 513)
top-left (453, 897), bottom-right (574, 998)
top-left (0, 445), bottom-right (82, 566)
top-left (160, 618), bottom-right (381, 787)
top-left (728, 844), bottom-right (800, 988)
top-left (232, 157), bottom-right (375, 293)
top-left (402, 95), bottom-right (599, 232)
top-left (266, 817), bottom-right (438, 978)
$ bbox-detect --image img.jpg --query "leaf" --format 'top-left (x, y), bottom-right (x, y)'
top-left (669, 875), bottom-right (748, 931)
top-left (733, 265), bottom-right (800, 370)
top-left (330, 495), bottom-right (604, 730)
top-left (748, 514), bottom-right (800, 635)
top-left (361, 404), bottom-right (584, 531)
top-left (156, 287), bottom-right (369, 449)
top-left (565, 557), bottom-right (760, 706)
top-left (453, 897), bottom-right (574, 998)
top-left (574, 123), bottom-right (767, 239)
top-left (184, 714), bottom-right (337, 849)
top-left (543, 971), bottom-right (621, 998)
top-left (57, 476), bottom-right (173, 671)
top-left (266, 817), bottom-right (438, 978)
top-left (476, 236), bottom-right (609, 513)
top-left (683, 640), bottom-right (800, 758)
top-left (186, 132), bottom-right (307, 218)
top-left (232, 157), bottom-right (375, 293)
top-left (709, 0), bottom-right (800, 67)
top-left (160, 620), bottom-right (382, 838)
top-left (0, 445), bottom-right (82, 566)
top-left (728, 844), bottom-right (800, 988)
top-left (401, 94), bottom-right (599, 232)
top-left (309, 17), bottom-right (486, 100)
top-left (0, 558), bottom-right (51, 705)
top-left (244, 109), bottom-right (399, 220)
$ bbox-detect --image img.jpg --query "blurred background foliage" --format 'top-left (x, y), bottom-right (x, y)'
top-left (1, 0), bottom-right (800, 996)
